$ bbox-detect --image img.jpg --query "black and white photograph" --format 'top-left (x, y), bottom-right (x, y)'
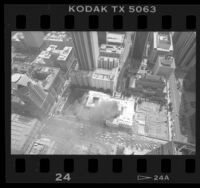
top-left (11, 31), bottom-right (196, 155)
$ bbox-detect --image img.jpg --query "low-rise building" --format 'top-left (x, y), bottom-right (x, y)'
top-left (128, 74), bottom-right (166, 103)
top-left (135, 101), bottom-right (169, 140)
top-left (99, 44), bottom-right (124, 59)
top-left (153, 56), bottom-right (176, 79)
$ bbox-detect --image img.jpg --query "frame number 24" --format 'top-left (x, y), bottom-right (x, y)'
top-left (55, 173), bottom-right (71, 182)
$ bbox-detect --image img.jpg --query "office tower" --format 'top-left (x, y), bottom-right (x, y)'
top-left (11, 73), bottom-right (55, 119)
top-left (148, 32), bottom-right (173, 67)
top-left (153, 56), bottom-right (176, 79)
top-left (23, 32), bottom-right (45, 48)
top-left (71, 32), bottom-right (99, 71)
top-left (173, 32), bottom-right (196, 70)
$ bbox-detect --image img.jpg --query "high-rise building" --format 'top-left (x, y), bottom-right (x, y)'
top-left (153, 56), bottom-right (176, 79)
top-left (132, 32), bottom-right (149, 60)
top-left (23, 32), bottom-right (45, 48)
top-left (148, 32), bottom-right (173, 67)
top-left (71, 32), bottom-right (99, 71)
top-left (11, 73), bottom-right (55, 119)
top-left (173, 32), bottom-right (196, 70)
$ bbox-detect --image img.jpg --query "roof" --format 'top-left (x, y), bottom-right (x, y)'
top-left (11, 73), bottom-right (33, 86)
top-left (100, 44), bottom-right (123, 54)
top-left (32, 66), bottom-right (60, 90)
top-left (158, 56), bottom-right (176, 69)
top-left (34, 45), bottom-right (73, 64)
top-left (92, 68), bottom-right (118, 81)
top-left (153, 32), bottom-right (173, 52)
top-left (106, 32), bottom-right (125, 44)
top-left (43, 31), bottom-right (67, 42)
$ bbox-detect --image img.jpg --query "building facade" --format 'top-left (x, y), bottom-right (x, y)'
top-left (71, 32), bottom-right (99, 71)
top-left (173, 32), bottom-right (196, 70)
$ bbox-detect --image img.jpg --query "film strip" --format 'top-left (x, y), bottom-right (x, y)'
top-left (3, 2), bottom-right (200, 184)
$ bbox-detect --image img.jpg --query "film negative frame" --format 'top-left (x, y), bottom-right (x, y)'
top-left (3, 2), bottom-right (200, 183)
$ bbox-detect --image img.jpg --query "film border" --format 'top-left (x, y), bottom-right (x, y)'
top-left (3, 3), bottom-right (200, 183)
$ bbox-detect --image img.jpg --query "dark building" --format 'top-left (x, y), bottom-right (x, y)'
top-left (173, 32), bottom-right (196, 71)
top-left (11, 73), bottom-right (56, 120)
top-left (128, 74), bottom-right (166, 103)
top-left (71, 32), bottom-right (99, 71)
top-left (183, 65), bottom-right (196, 92)
top-left (153, 56), bottom-right (176, 80)
top-left (98, 32), bottom-right (106, 46)
top-left (132, 32), bottom-right (149, 60)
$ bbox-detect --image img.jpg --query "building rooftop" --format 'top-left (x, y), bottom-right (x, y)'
top-left (100, 44), bottom-right (124, 55)
top-left (136, 101), bottom-right (169, 140)
top-left (36, 45), bottom-right (73, 63)
top-left (158, 56), bottom-right (176, 69)
top-left (30, 66), bottom-right (60, 90)
top-left (12, 66), bottom-right (60, 92)
top-left (154, 32), bottom-right (173, 52)
top-left (98, 56), bottom-right (120, 62)
top-left (106, 32), bottom-right (125, 44)
top-left (86, 91), bottom-right (135, 127)
top-left (43, 31), bottom-right (70, 42)
top-left (11, 73), bottom-right (36, 89)
top-left (92, 68), bottom-right (118, 81)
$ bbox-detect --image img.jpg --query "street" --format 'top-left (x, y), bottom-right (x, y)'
top-left (168, 73), bottom-right (187, 143)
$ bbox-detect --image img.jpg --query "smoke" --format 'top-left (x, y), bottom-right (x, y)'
top-left (73, 100), bottom-right (120, 127)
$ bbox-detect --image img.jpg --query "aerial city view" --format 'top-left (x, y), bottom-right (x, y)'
top-left (11, 31), bottom-right (196, 155)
